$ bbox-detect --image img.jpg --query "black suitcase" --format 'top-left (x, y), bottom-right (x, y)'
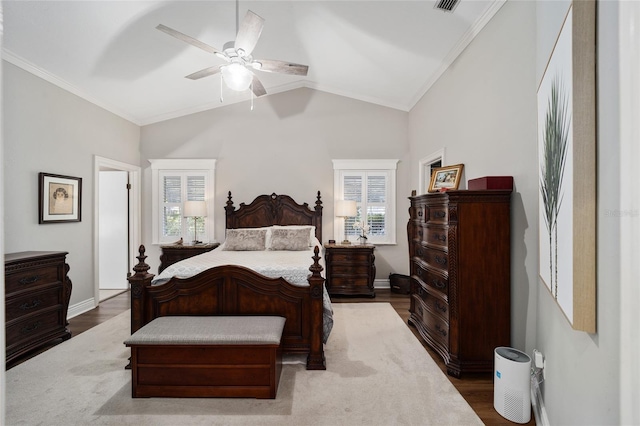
top-left (389, 273), bottom-right (410, 295)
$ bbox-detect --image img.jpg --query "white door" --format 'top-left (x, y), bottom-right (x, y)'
top-left (98, 171), bottom-right (129, 290)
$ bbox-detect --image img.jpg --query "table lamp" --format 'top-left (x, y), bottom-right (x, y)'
top-left (335, 200), bottom-right (357, 245)
top-left (184, 200), bottom-right (207, 244)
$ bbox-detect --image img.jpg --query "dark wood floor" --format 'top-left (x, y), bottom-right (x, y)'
top-left (15, 289), bottom-right (532, 425)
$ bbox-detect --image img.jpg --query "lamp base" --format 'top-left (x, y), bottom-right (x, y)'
top-left (341, 239), bottom-right (351, 245)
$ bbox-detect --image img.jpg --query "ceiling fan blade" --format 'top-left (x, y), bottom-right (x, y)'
top-left (251, 74), bottom-right (267, 97)
top-left (185, 66), bottom-right (221, 80)
top-left (156, 24), bottom-right (222, 55)
top-left (253, 59), bottom-right (308, 76)
top-left (234, 10), bottom-right (264, 56)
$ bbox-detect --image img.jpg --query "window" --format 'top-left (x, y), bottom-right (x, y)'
top-left (333, 159), bottom-right (399, 245)
top-left (150, 159), bottom-right (216, 244)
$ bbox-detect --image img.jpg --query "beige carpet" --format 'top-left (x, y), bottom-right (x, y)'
top-left (6, 303), bottom-right (483, 425)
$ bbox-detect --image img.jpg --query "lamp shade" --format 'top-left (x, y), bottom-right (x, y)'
top-left (221, 63), bottom-right (253, 91)
top-left (184, 200), bottom-right (207, 217)
top-left (335, 200), bottom-right (357, 217)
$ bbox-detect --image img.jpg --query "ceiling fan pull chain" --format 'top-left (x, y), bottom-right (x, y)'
top-left (251, 82), bottom-right (254, 110)
top-left (220, 77), bottom-right (224, 103)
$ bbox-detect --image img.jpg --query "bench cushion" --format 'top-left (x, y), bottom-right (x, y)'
top-left (124, 316), bottom-right (286, 346)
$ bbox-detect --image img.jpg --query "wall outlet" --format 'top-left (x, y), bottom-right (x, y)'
top-left (533, 349), bottom-right (545, 368)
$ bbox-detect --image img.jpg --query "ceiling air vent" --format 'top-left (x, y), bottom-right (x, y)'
top-left (435, 0), bottom-right (460, 13)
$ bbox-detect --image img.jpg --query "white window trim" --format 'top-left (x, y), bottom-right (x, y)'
top-left (419, 148), bottom-right (446, 195)
top-left (149, 159), bottom-right (216, 245)
top-left (332, 159), bottom-right (399, 245)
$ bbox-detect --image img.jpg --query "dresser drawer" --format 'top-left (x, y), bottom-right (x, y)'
top-left (425, 226), bottom-right (448, 248)
top-left (6, 308), bottom-right (64, 349)
top-left (5, 265), bottom-right (60, 294)
top-left (427, 204), bottom-right (448, 224)
top-left (6, 286), bottom-right (63, 321)
top-left (329, 251), bottom-right (371, 264)
top-left (412, 260), bottom-right (448, 297)
top-left (414, 297), bottom-right (449, 349)
top-left (330, 263), bottom-right (371, 276)
top-left (414, 281), bottom-right (449, 321)
top-left (423, 247), bottom-right (448, 271)
top-left (330, 275), bottom-right (369, 290)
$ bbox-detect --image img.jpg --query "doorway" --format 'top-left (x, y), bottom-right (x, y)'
top-left (93, 156), bottom-right (141, 305)
top-left (98, 170), bottom-right (128, 299)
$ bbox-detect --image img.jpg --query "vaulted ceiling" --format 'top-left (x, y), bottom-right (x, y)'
top-left (2, 1), bottom-right (504, 125)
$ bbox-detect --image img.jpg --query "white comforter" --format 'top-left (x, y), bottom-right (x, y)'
top-left (151, 242), bottom-right (333, 343)
top-left (153, 242), bottom-right (325, 286)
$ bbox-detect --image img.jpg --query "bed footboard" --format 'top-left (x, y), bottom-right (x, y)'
top-left (127, 245), bottom-right (326, 370)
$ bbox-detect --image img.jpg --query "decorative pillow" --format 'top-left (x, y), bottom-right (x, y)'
top-left (222, 229), bottom-right (267, 251)
top-left (272, 225), bottom-right (315, 246)
top-left (269, 228), bottom-right (312, 251)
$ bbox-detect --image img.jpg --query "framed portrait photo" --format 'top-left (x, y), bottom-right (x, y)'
top-left (39, 172), bottom-right (82, 224)
top-left (428, 164), bottom-right (464, 193)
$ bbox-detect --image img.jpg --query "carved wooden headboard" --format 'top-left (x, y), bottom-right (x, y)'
top-left (224, 192), bottom-right (323, 242)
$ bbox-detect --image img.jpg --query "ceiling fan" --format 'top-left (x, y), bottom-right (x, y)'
top-left (157, 9), bottom-right (308, 98)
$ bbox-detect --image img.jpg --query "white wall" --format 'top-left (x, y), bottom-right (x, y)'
top-left (408, 0), bottom-right (538, 353)
top-left (2, 62), bottom-right (140, 308)
top-left (140, 88), bottom-right (410, 277)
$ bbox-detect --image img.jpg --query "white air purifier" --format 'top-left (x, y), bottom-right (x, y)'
top-left (494, 347), bottom-right (532, 423)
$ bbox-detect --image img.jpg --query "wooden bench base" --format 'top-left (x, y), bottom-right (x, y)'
top-left (125, 316), bottom-right (286, 399)
top-left (129, 343), bottom-right (282, 399)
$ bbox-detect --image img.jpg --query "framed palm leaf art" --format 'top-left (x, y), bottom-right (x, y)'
top-left (537, 1), bottom-right (596, 333)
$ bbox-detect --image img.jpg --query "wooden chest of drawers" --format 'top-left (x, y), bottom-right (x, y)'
top-left (324, 244), bottom-right (376, 297)
top-left (159, 243), bottom-right (220, 273)
top-left (5, 251), bottom-right (72, 367)
top-left (408, 190), bottom-right (511, 377)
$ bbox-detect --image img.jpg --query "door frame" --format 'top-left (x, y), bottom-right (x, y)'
top-left (93, 156), bottom-right (141, 307)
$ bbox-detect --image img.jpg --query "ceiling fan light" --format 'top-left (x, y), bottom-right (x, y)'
top-left (252, 62), bottom-right (262, 70)
top-left (221, 63), bottom-right (253, 91)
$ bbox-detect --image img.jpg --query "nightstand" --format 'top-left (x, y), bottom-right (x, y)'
top-left (159, 243), bottom-right (220, 273)
top-left (324, 243), bottom-right (376, 297)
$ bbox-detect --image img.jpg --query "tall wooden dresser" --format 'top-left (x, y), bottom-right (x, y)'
top-left (5, 251), bottom-right (73, 367)
top-left (408, 190), bottom-right (511, 377)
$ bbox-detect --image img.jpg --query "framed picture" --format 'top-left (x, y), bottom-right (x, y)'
top-left (537, 2), bottom-right (596, 333)
top-left (39, 172), bottom-right (82, 224)
top-left (428, 164), bottom-right (464, 192)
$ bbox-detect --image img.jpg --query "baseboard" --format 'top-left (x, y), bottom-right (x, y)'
top-left (374, 279), bottom-right (390, 289)
top-left (67, 298), bottom-right (97, 319)
top-left (531, 372), bottom-right (550, 426)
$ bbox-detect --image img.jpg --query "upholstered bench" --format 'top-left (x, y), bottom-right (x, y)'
top-left (124, 316), bottom-right (285, 399)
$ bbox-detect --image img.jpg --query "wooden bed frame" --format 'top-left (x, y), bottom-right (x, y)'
top-left (127, 192), bottom-right (326, 370)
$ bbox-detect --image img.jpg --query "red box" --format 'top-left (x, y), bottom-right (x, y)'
top-left (468, 176), bottom-right (513, 191)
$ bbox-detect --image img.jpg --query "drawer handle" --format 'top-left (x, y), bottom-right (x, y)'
top-left (417, 248), bottom-right (423, 256)
top-left (417, 306), bottom-right (424, 317)
top-left (435, 300), bottom-right (447, 313)
top-left (435, 324), bottom-right (447, 337)
top-left (435, 234), bottom-right (446, 242)
top-left (417, 269), bottom-right (423, 277)
top-left (434, 211), bottom-right (446, 218)
top-left (20, 299), bottom-right (42, 310)
top-left (19, 275), bottom-right (41, 285)
top-left (435, 255), bottom-right (447, 265)
top-left (418, 229), bottom-right (423, 237)
top-left (431, 279), bottom-right (446, 289)
top-left (21, 321), bottom-right (42, 334)
top-left (417, 286), bottom-right (424, 297)
top-left (418, 210), bottom-right (423, 217)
